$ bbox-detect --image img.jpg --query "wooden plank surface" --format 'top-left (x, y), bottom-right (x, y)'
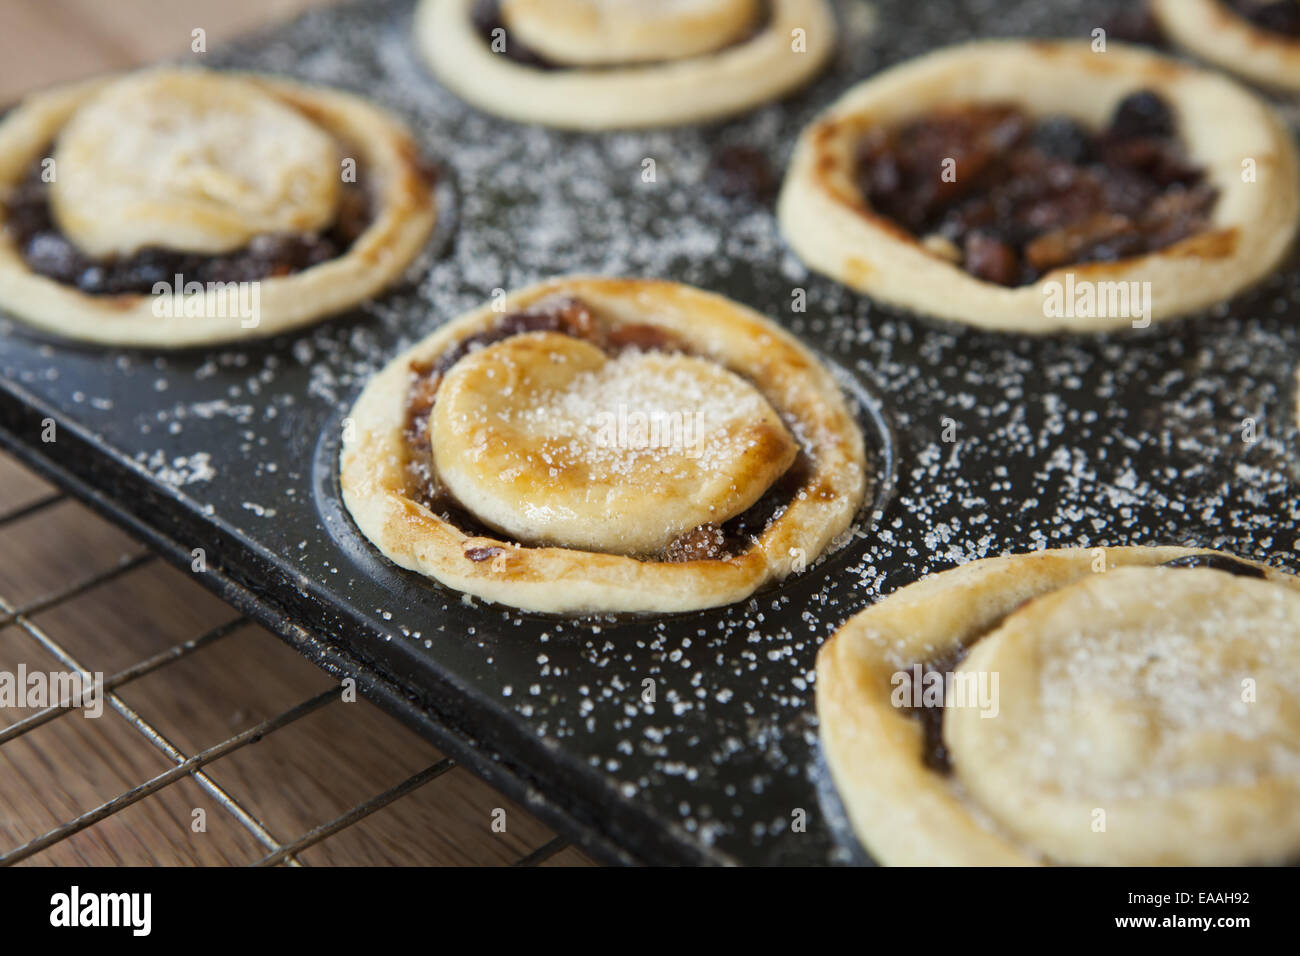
top-left (0, 0), bottom-right (595, 867)
top-left (0, 0), bottom-right (330, 103)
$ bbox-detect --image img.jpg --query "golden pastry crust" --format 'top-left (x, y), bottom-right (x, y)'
top-left (1153, 0), bottom-right (1300, 92)
top-left (816, 546), bottom-right (1300, 866)
top-left (430, 332), bottom-right (798, 554)
top-left (0, 69), bottom-right (437, 348)
top-left (340, 276), bottom-right (868, 616)
top-left (502, 0), bottom-right (760, 66)
top-left (414, 0), bottom-right (837, 129)
top-left (51, 70), bottom-right (342, 258)
top-left (778, 41), bottom-right (1300, 333)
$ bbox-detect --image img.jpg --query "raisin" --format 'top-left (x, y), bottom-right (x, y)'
top-left (23, 232), bottom-right (82, 284)
top-left (76, 265), bottom-right (112, 295)
top-left (1031, 116), bottom-right (1094, 164)
top-left (470, 0), bottom-right (554, 68)
top-left (118, 249), bottom-right (178, 290)
top-left (332, 187), bottom-right (371, 246)
top-left (1110, 90), bottom-right (1175, 140)
top-left (245, 234), bottom-right (307, 271)
top-left (963, 232), bottom-right (1020, 286)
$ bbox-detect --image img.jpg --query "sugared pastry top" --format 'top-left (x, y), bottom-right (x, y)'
top-left (779, 41), bottom-right (1300, 333)
top-left (431, 332), bottom-right (798, 554)
top-left (414, 0), bottom-right (837, 129)
top-left (340, 276), bottom-right (869, 615)
top-left (0, 68), bottom-right (437, 348)
top-left (1153, 0), bottom-right (1300, 92)
top-left (51, 71), bottom-right (341, 259)
top-left (816, 547), bottom-right (1300, 866)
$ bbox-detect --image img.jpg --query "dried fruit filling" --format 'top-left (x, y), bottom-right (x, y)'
top-left (854, 91), bottom-right (1218, 286)
top-left (401, 297), bottom-right (809, 563)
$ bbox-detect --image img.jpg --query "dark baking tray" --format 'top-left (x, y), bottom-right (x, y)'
top-left (2, 0), bottom-right (1299, 865)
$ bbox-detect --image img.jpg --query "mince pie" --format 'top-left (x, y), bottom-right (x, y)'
top-left (0, 69), bottom-right (437, 347)
top-left (1154, 0), bottom-right (1300, 92)
top-left (414, 0), bottom-right (836, 129)
top-left (779, 41), bottom-right (1300, 332)
top-left (340, 277), bottom-right (868, 615)
top-left (816, 546), bottom-right (1300, 865)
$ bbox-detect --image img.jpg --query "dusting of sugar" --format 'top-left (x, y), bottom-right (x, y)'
top-left (952, 568), bottom-right (1300, 831)
top-left (0, 0), bottom-right (1295, 865)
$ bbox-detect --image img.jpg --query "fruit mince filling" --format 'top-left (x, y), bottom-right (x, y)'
top-left (1, 146), bottom-right (379, 296)
top-left (400, 296), bottom-right (809, 563)
top-left (854, 91), bottom-right (1218, 287)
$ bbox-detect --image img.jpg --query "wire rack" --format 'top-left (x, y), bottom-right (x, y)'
top-left (0, 470), bottom-right (575, 867)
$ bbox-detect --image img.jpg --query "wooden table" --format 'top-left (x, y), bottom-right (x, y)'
top-left (0, 0), bottom-right (593, 867)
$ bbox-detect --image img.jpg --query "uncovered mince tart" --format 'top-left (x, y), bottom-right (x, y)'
top-left (0, 69), bottom-right (437, 347)
top-left (1154, 0), bottom-right (1300, 92)
top-left (340, 277), bottom-right (868, 615)
top-left (778, 41), bottom-right (1300, 333)
top-left (414, 0), bottom-right (836, 129)
top-left (816, 546), bottom-right (1300, 866)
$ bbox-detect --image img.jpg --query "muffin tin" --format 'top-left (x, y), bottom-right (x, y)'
top-left (0, 0), bottom-right (1297, 864)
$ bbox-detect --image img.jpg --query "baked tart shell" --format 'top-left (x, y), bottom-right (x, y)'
top-left (339, 276), bottom-right (869, 615)
top-left (414, 0), bottom-right (837, 129)
top-left (778, 41), bottom-right (1300, 333)
top-left (1153, 0), bottom-right (1300, 93)
top-left (816, 546), bottom-right (1300, 865)
top-left (0, 71), bottom-right (437, 348)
